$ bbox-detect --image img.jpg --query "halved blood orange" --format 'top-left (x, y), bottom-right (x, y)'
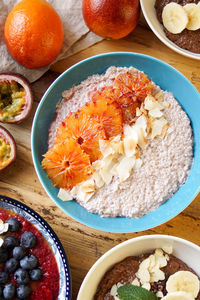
top-left (55, 112), bottom-right (106, 162)
top-left (81, 98), bottom-right (123, 139)
top-left (42, 138), bottom-right (92, 189)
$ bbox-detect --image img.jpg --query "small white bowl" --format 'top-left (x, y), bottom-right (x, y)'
top-left (140, 0), bottom-right (200, 60)
top-left (77, 235), bottom-right (200, 299)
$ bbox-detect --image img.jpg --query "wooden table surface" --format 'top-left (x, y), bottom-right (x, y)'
top-left (0, 18), bottom-right (200, 300)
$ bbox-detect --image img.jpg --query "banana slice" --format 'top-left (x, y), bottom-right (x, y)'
top-left (162, 291), bottom-right (195, 300)
top-left (166, 271), bottom-right (200, 298)
top-left (184, 4), bottom-right (200, 30)
top-left (162, 3), bottom-right (188, 34)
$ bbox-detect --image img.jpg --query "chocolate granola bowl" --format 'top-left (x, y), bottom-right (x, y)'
top-left (77, 235), bottom-right (200, 300)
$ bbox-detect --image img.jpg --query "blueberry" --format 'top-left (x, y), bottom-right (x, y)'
top-left (3, 284), bottom-right (15, 299)
top-left (14, 268), bottom-right (29, 284)
top-left (0, 271), bottom-right (9, 284)
top-left (20, 255), bottom-right (38, 270)
top-left (16, 285), bottom-right (31, 299)
top-left (29, 268), bottom-right (42, 281)
top-left (20, 232), bottom-right (36, 249)
top-left (5, 258), bottom-right (19, 273)
top-left (6, 218), bottom-right (20, 232)
top-left (13, 246), bottom-right (26, 260)
top-left (4, 236), bottom-right (19, 250)
top-left (0, 247), bottom-right (8, 263)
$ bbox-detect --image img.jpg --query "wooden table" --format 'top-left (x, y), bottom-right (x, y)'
top-left (0, 18), bottom-right (200, 299)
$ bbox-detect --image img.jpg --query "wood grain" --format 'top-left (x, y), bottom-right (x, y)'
top-left (0, 20), bottom-right (200, 299)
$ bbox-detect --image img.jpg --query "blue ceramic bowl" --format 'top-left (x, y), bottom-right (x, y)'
top-left (0, 195), bottom-right (71, 299)
top-left (31, 52), bottom-right (200, 233)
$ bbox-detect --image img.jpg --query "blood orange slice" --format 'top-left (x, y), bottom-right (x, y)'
top-left (115, 71), bottom-right (154, 102)
top-left (55, 112), bottom-right (106, 162)
top-left (82, 98), bottom-right (123, 139)
top-left (91, 85), bottom-right (139, 124)
top-left (42, 138), bottom-right (92, 189)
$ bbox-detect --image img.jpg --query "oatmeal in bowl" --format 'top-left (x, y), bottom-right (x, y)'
top-left (77, 235), bottom-right (200, 300)
top-left (31, 52), bottom-right (200, 232)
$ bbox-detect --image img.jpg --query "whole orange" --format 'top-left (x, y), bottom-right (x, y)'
top-left (4, 0), bottom-right (64, 69)
top-left (82, 0), bottom-right (140, 39)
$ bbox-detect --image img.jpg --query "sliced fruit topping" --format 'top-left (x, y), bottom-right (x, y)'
top-left (55, 112), bottom-right (106, 162)
top-left (161, 291), bottom-right (195, 300)
top-left (0, 73), bottom-right (33, 123)
top-left (114, 71), bottom-right (154, 103)
top-left (42, 138), bottom-right (92, 189)
top-left (81, 98), bottom-right (123, 138)
top-left (162, 3), bottom-right (188, 34)
top-left (184, 4), bottom-right (200, 31)
top-left (166, 270), bottom-right (200, 298)
top-left (0, 125), bottom-right (16, 171)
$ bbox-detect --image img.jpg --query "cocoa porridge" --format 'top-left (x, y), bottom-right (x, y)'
top-left (155, 0), bottom-right (200, 53)
top-left (94, 247), bottom-right (200, 300)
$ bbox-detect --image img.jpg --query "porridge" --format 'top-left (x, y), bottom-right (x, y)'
top-left (42, 66), bottom-right (193, 218)
top-left (155, 0), bottom-right (200, 53)
top-left (94, 246), bottom-right (200, 300)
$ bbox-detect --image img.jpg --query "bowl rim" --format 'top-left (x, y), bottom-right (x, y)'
top-left (77, 234), bottom-right (200, 299)
top-left (31, 51), bottom-right (200, 233)
top-left (0, 194), bottom-right (72, 300)
top-left (140, 0), bottom-right (200, 60)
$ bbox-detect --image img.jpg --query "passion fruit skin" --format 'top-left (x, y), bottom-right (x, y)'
top-left (0, 125), bottom-right (17, 171)
top-left (0, 72), bottom-right (33, 124)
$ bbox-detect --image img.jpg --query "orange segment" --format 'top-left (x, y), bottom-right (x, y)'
top-left (42, 139), bottom-right (92, 189)
top-left (55, 112), bottom-right (106, 162)
top-left (82, 99), bottom-right (123, 139)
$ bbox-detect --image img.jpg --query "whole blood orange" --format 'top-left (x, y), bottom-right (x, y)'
top-left (4, 0), bottom-right (64, 69)
top-left (82, 0), bottom-right (140, 39)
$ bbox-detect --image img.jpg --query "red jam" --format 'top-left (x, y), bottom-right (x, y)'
top-left (0, 208), bottom-right (59, 300)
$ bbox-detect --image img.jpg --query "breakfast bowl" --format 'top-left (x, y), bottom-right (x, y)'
top-left (0, 195), bottom-right (71, 299)
top-left (31, 52), bottom-right (200, 233)
top-left (77, 235), bottom-right (200, 299)
top-left (140, 0), bottom-right (200, 60)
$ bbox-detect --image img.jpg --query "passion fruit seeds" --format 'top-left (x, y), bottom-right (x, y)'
top-left (0, 125), bottom-right (16, 171)
top-left (0, 73), bottom-right (33, 124)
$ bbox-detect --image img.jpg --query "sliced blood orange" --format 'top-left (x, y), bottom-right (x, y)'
top-left (115, 71), bottom-right (154, 102)
top-left (82, 98), bottom-right (123, 139)
top-left (55, 112), bottom-right (106, 162)
top-left (42, 138), bottom-right (92, 189)
top-left (91, 85), bottom-right (139, 124)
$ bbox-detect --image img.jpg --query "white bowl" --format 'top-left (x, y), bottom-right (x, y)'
top-left (77, 235), bottom-right (200, 299)
top-left (140, 0), bottom-right (200, 60)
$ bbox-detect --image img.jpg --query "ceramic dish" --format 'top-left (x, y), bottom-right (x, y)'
top-left (77, 234), bottom-right (200, 299)
top-left (31, 52), bottom-right (200, 233)
top-left (140, 0), bottom-right (200, 60)
top-left (0, 195), bottom-right (71, 300)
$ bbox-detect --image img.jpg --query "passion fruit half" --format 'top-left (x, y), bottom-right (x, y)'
top-left (0, 73), bottom-right (33, 123)
top-left (0, 125), bottom-right (16, 171)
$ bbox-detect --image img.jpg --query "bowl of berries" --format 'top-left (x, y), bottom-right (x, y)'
top-left (0, 195), bottom-right (71, 300)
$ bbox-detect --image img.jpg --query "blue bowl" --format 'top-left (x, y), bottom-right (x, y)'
top-left (31, 52), bottom-right (200, 233)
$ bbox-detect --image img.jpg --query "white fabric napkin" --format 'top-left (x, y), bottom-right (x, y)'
top-left (0, 0), bottom-right (102, 82)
